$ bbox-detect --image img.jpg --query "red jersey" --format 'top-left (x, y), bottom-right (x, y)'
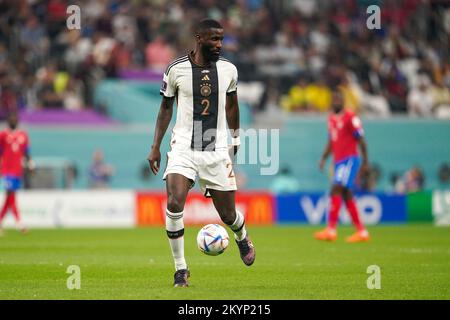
top-left (0, 129), bottom-right (30, 177)
top-left (328, 109), bottom-right (364, 163)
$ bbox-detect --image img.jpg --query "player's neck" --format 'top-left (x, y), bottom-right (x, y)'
top-left (189, 50), bottom-right (211, 67)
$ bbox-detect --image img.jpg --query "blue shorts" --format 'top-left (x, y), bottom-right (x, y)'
top-left (3, 176), bottom-right (22, 191)
top-left (333, 157), bottom-right (360, 189)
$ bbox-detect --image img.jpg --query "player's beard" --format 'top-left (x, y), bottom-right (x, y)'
top-left (202, 45), bottom-right (220, 63)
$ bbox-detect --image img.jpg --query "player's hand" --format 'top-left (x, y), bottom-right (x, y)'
top-left (359, 162), bottom-right (370, 176)
top-left (318, 158), bottom-right (326, 172)
top-left (27, 159), bottom-right (36, 174)
top-left (147, 147), bottom-right (161, 175)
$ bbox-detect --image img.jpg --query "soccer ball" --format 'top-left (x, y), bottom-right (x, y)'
top-left (197, 224), bottom-right (230, 256)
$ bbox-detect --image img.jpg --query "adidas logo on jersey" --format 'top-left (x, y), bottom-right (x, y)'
top-left (201, 75), bottom-right (210, 81)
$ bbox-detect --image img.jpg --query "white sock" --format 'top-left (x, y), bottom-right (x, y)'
top-left (228, 210), bottom-right (247, 241)
top-left (166, 209), bottom-right (187, 271)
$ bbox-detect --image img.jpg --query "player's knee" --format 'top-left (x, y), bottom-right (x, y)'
top-left (331, 185), bottom-right (344, 195)
top-left (219, 209), bottom-right (236, 226)
top-left (343, 188), bottom-right (352, 201)
top-left (167, 194), bottom-right (184, 213)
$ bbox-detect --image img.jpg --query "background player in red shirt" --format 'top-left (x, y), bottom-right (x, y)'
top-left (0, 113), bottom-right (33, 235)
top-left (315, 89), bottom-right (370, 243)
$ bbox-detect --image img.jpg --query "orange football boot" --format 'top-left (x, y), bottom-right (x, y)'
top-left (346, 230), bottom-right (370, 243)
top-left (314, 228), bottom-right (337, 242)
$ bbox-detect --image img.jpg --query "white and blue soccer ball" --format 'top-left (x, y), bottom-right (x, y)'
top-left (197, 224), bottom-right (229, 256)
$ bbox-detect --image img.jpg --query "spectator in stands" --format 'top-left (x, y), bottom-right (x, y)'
top-left (35, 62), bottom-right (64, 108)
top-left (88, 150), bottom-right (115, 189)
top-left (0, 63), bottom-right (19, 118)
top-left (395, 166), bottom-right (425, 194)
top-left (64, 30), bottom-right (93, 75)
top-left (408, 75), bottom-right (435, 118)
top-left (432, 79), bottom-right (450, 119)
top-left (354, 79), bottom-right (391, 117)
top-left (19, 14), bottom-right (49, 70)
top-left (383, 64), bottom-right (408, 113)
top-left (389, 172), bottom-right (402, 193)
top-left (307, 76), bottom-right (332, 112)
top-left (438, 163), bottom-right (450, 188)
top-left (145, 35), bottom-right (176, 73)
top-left (62, 78), bottom-right (84, 111)
top-left (64, 163), bottom-right (78, 189)
top-left (270, 166), bottom-right (300, 194)
top-left (354, 164), bottom-right (381, 193)
top-left (281, 75), bottom-right (332, 113)
top-left (0, 0), bottom-right (447, 117)
top-left (281, 77), bottom-right (311, 112)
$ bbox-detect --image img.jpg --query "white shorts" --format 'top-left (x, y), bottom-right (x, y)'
top-left (163, 147), bottom-right (237, 197)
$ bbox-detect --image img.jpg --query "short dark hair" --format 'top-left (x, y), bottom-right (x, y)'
top-left (195, 19), bottom-right (223, 35)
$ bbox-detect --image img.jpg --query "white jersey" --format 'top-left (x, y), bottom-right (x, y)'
top-left (160, 54), bottom-right (238, 151)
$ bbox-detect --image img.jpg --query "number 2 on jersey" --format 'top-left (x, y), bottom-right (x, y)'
top-left (201, 99), bottom-right (210, 116)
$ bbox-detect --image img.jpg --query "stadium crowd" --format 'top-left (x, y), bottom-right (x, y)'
top-left (0, 0), bottom-right (449, 119)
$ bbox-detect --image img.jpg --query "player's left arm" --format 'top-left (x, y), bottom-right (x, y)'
top-left (225, 66), bottom-right (240, 157)
top-left (24, 134), bottom-right (35, 171)
top-left (352, 115), bottom-right (369, 174)
top-left (358, 137), bottom-right (369, 173)
top-left (226, 91), bottom-right (240, 157)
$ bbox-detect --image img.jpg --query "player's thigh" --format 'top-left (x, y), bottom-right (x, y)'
top-left (165, 173), bottom-right (192, 212)
top-left (333, 158), bottom-right (359, 189)
top-left (3, 176), bottom-right (21, 192)
top-left (198, 151), bottom-right (237, 195)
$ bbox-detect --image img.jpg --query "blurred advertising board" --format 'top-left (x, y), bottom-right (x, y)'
top-left (406, 191), bottom-right (433, 222)
top-left (1, 191), bottom-right (135, 228)
top-left (432, 190), bottom-right (450, 226)
top-left (136, 191), bottom-right (275, 226)
top-left (276, 193), bottom-right (407, 225)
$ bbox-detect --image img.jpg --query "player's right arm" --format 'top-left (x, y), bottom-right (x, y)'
top-left (147, 64), bottom-right (177, 175)
top-left (319, 139), bottom-right (332, 172)
top-left (147, 96), bottom-right (175, 175)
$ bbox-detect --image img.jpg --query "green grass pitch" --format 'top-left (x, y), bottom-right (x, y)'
top-left (0, 225), bottom-right (449, 300)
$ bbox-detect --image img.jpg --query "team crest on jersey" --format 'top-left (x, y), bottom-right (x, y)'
top-left (201, 84), bottom-right (212, 97)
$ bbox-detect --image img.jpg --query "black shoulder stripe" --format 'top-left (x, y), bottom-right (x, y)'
top-left (165, 56), bottom-right (188, 75)
top-left (168, 55), bottom-right (188, 67)
top-left (219, 57), bottom-right (231, 63)
top-left (165, 57), bottom-right (188, 75)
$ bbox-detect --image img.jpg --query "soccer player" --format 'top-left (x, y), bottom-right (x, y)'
top-left (147, 19), bottom-right (255, 287)
top-left (0, 113), bottom-right (33, 235)
top-left (314, 89), bottom-right (370, 243)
